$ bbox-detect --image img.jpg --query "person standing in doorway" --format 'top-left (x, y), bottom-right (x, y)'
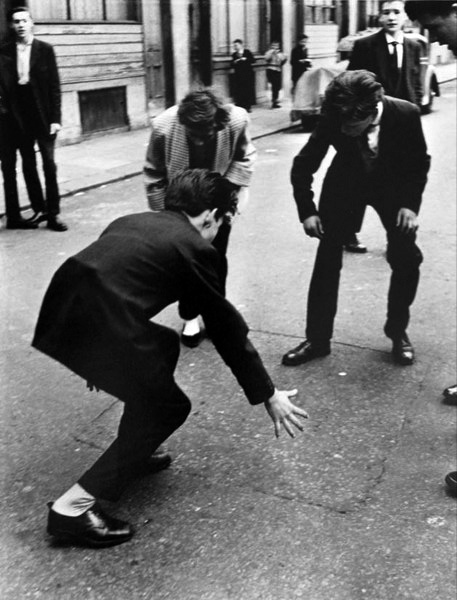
top-left (0, 6), bottom-right (67, 231)
top-left (265, 40), bottom-right (287, 108)
top-left (231, 39), bottom-right (256, 112)
top-left (290, 34), bottom-right (312, 93)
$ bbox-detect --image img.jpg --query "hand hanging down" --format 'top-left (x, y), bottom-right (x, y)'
top-left (265, 389), bottom-right (309, 438)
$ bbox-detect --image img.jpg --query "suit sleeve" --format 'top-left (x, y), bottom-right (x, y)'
top-left (348, 40), bottom-right (367, 71)
top-left (224, 114), bottom-right (257, 187)
top-left (182, 244), bottom-right (275, 405)
top-left (396, 106), bottom-right (430, 214)
top-left (143, 121), bottom-right (168, 211)
top-left (290, 117), bottom-right (332, 221)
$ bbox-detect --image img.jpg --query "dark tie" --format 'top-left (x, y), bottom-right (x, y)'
top-left (390, 42), bottom-right (400, 85)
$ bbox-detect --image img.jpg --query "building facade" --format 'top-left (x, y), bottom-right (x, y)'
top-left (1, 0), bottom-right (453, 145)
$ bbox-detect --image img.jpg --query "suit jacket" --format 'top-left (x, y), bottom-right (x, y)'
top-left (290, 45), bottom-right (310, 85)
top-left (0, 38), bottom-right (61, 132)
top-left (0, 54), bottom-right (23, 151)
top-left (32, 211), bottom-right (274, 405)
top-left (348, 30), bottom-right (422, 107)
top-left (144, 104), bottom-right (257, 210)
top-left (291, 96), bottom-right (430, 223)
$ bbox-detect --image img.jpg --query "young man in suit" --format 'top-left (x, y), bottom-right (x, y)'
top-left (290, 34), bottom-right (312, 92)
top-left (231, 39), bottom-right (256, 112)
top-left (0, 53), bottom-right (37, 229)
top-left (33, 169), bottom-right (308, 548)
top-left (0, 6), bottom-right (67, 231)
top-left (344, 0), bottom-right (423, 254)
top-left (406, 0), bottom-right (457, 493)
top-left (144, 88), bottom-right (256, 347)
top-left (282, 70), bottom-right (430, 368)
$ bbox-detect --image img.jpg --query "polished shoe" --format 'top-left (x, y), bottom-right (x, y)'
top-left (143, 450), bottom-right (172, 475)
top-left (47, 216), bottom-right (68, 232)
top-left (27, 211), bottom-right (48, 225)
top-left (47, 502), bottom-right (133, 548)
top-left (443, 384), bottom-right (457, 400)
top-left (388, 332), bottom-right (415, 365)
top-left (282, 339), bottom-right (331, 366)
top-left (6, 218), bottom-right (38, 230)
top-left (181, 329), bottom-right (201, 348)
top-left (445, 471), bottom-right (457, 494)
top-left (344, 234), bottom-right (367, 254)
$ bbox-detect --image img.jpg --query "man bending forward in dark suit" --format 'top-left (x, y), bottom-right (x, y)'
top-left (33, 169), bottom-right (308, 548)
top-left (282, 70), bottom-right (430, 368)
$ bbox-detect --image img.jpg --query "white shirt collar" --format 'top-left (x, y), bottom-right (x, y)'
top-left (372, 101), bottom-right (384, 127)
top-left (385, 31), bottom-right (404, 45)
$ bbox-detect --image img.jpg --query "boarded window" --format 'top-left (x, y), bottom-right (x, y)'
top-left (79, 86), bottom-right (128, 134)
top-left (28, 0), bottom-right (138, 21)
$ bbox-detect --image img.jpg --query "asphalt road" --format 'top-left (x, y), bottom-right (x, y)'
top-left (0, 82), bottom-right (456, 600)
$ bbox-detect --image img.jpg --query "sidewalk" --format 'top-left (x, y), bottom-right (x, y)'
top-left (1, 61), bottom-right (455, 215)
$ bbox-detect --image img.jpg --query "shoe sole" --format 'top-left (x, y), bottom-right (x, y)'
top-left (47, 528), bottom-right (133, 548)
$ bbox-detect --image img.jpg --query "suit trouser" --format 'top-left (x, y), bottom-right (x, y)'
top-left (178, 220), bottom-right (231, 321)
top-left (78, 325), bottom-right (191, 502)
top-left (305, 202), bottom-right (423, 344)
top-left (17, 84), bottom-right (60, 216)
top-left (266, 70), bottom-right (282, 104)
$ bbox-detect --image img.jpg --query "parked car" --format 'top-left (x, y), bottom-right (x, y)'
top-left (291, 29), bottom-right (440, 130)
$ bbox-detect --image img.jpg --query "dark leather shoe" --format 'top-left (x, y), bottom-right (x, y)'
top-left (6, 218), bottom-right (38, 230)
top-left (282, 340), bottom-right (331, 366)
top-left (181, 329), bottom-right (201, 348)
top-left (445, 471), bottom-right (457, 494)
top-left (389, 332), bottom-right (415, 365)
top-left (143, 450), bottom-right (172, 475)
top-left (443, 384), bottom-right (457, 399)
top-left (27, 211), bottom-right (48, 225)
top-left (344, 234), bottom-right (367, 253)
top-left (47, 216), bottom-right (68, 232)
top-left (47, 502), bottom-right (133, 548)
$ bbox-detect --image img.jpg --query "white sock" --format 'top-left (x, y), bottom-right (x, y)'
top-left (182, 318), bottom-right (200, 336)
top-left (52, 483), bottom-right (96, 517)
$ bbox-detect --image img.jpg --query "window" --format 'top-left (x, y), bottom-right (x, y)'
top-left (305, 1), bottom-right (336, 25)
top-left (28, 0), bottom-right (139, 21)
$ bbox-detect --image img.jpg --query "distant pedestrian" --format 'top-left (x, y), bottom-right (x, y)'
top-left (33, 168), bottom-right (308, 548)
top-left (282, 70), bottom-right (430, 369)
top-left (406, 0), bottom-right (457, 494)
top-left (231, 39), bottom-right (256, 112)
top-left (290, 34), bottom-right (312, 92)
top-left (143, 88), bottom-right (256, 346)
top-left (265, 41), bottom-right (287, 108)
top-left (0, 6), bottom-right (67, 231)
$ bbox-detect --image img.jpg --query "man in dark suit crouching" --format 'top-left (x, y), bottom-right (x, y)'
top-left (282, 70), bottom-right (430, 368)
top-left (33, 169), bottom-right (308, 548)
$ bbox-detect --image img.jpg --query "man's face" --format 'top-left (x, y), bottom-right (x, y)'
top-left (417, 10), bottom-right (457, 55)
top-left (379, 1), bottom-right (408, 35)
top-left (299, 38), bottom-right (308, 49)
top-left (201, 212), bottom-right (223, 242)
top-left (341, 111), bottom-right (378, 137)
top-left (185, 122), bottom-right (217, 147)
top-left (10, 11), bottom-right (33, 42)
top-left (233, 42), bottom-right (243, 53)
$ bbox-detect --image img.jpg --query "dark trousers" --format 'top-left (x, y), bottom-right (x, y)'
top-left (179, 220), bottom-right (231, 321)
top-left (13, 84), bottom-right (61, 216)
top-left (306, 202), bottom-right (423, 343)
top-left (266, 70), bottom-right (282, 104)
top-left (78, 324), bottom-right (191, 502)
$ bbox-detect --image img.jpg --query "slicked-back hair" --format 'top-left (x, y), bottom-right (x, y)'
top-left (406, 0), bottom-right (456, 19)
top-left (322, 70), bottom-right (384, 121)
top-left (178, 89), bottom-right (230, 131)
top-left (164, 169), bottom-right (237, 220)
top-left (7, 6), bottom-right (31, 21)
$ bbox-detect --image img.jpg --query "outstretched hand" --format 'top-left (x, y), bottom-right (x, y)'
top-left (265, 389), bottom-right (308, 438)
